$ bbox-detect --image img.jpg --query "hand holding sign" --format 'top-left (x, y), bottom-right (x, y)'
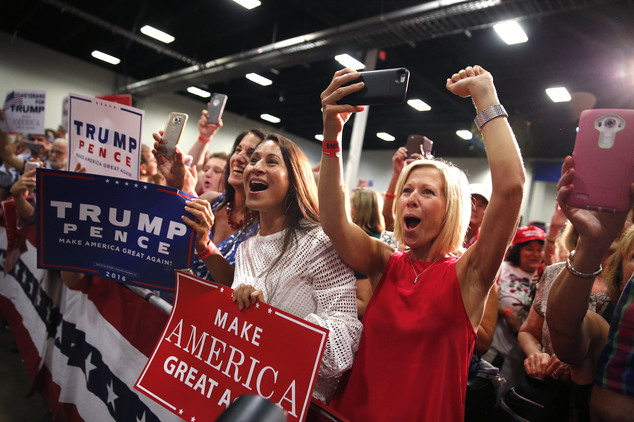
top-left (136, 271), bottom-right (328, 422)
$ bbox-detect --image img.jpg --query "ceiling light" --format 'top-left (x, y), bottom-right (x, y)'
top-left (231, 0), bottom-right (261, 9)
top-left (91, 50), bottom-right (120, 65)
top-left (335, 54), bottom-right (365, 70)
top-left (246, 73), bottom-right (273, 86)
top-left (260, 114), bottom-right (280, 124)
top-left (407, 99), bottom-right (431, 111)
top-left (377, 132), bottom-right (395, 142)
top-left (545, 87), bottom-right (571, 102)
top-left (140, 25), bottom-right (175, 44)
top-left (456, 130), bottom-right (473, 140)
top-left (315, 134), bottom-right (324, 141)
top-left (187, 87), bottom-right (211, 98)
top-left (493, 21), bottom-right (528, 45)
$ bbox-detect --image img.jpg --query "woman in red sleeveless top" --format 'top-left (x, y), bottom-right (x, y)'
top-left (318, 65), bottom-right (525, 421)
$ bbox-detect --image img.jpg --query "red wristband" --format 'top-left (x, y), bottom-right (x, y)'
top-left (197, 241), bottom-right (218, 260)
top-left (322, 140), bottom-right (341, 158)
top-left (385, 193), bottom-right (396, 200)
top-left (198, 135), bottom-right (211, 144)
top-left (503, 308), bottom-right (514, 318)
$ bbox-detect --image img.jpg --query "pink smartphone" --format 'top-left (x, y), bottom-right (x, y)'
top-left (566, 109), bottom-right (634, 213)
top-left (25, 161), bottom-right (42, 173)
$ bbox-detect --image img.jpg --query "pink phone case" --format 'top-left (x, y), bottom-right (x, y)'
top-left (566, 109), bottom-right (634, 213)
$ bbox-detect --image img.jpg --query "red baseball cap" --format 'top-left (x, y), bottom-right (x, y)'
top-left (512, 225), bottom-right (546, 246)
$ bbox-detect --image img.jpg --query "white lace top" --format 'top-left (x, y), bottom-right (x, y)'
top-left (232, 222), bottom-right (362, 403)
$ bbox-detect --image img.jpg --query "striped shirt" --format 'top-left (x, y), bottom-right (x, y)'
top-left (596, 274), bottom-right (634, 395)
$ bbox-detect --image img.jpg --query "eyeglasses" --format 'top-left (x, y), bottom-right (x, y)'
top-left (50, 149), bottom-right (66, 155)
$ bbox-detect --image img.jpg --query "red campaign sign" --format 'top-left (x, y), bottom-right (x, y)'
top-left (136, 271), bottom-right (329, 422)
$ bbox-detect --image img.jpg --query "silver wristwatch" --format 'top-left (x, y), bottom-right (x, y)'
top-left (474, 104), bottom-right (508, 131)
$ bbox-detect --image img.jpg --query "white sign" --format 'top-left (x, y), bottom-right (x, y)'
top-left (67, 93), bottom-right (144, 180)
top-left (2, 90), bottom-right (46, 134)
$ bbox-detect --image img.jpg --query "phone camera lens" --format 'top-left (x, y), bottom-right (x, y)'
top-left (605, 118), bottom-right (615, 128)
top-left (213, 99), bottom-right (220, 106)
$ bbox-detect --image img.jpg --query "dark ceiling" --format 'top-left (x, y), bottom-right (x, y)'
top-left (4, 0), bottom-right (634, 159)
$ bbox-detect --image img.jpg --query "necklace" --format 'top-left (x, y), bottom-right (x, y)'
top-left (407, 252), bottom-right (439, 284)
top-left (226, 201), bottom-right (251, 231)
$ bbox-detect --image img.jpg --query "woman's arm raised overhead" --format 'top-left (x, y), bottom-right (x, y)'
top-left (451, 66), bottom-right (526, 328)
top-left (318, 69), bottom-right (394, 287)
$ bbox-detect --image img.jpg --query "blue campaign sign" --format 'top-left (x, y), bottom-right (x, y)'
top-left (36, 169), bottom-right (196, 291)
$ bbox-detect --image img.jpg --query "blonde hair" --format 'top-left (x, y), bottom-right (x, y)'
top-left (393, 159), bottom-right (470, 257)
top-left (604, 225), bottom-right (634, 303)
top-left (352, 188), bottom-right (385, 235)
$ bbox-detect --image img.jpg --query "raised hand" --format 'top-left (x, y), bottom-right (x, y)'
top-left (557, 155), bottom-right (634, 248)
top-left (198, 109), bottom-right (223, 139)
top-left (320, 68), bottom-right (365, 141)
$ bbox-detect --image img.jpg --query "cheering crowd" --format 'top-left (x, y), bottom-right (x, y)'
top-left (1, 65), bottom-right (633, 422)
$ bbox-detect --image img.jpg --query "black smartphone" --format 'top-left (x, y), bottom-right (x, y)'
top-left (207, 93), bottom-right (228, 125)
top-left (406, 135), bottom-right (433, 158)
top-left (24, 140), bottom-right (43, 153)
top-left (340, 68), bottom-right (410, 106)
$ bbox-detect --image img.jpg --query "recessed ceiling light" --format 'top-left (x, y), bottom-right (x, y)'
top-left (456, 130), bottom-right (473, 140)
top-left (231, 0), bottom-right (261, 9)
top-left (140, 25), bottom-right (175, 44)
top-left (187, 87), bottom-right (211, 98)
top-left (493, 21), bottom-right (528, 45)
top-left (315, 134), bottom-right (324, 141)
top-left (377, 132), bottom-right (395, 142)
top-left (246, 73), bottom-right (273, 86)
top-left (407, 99), bottom-right (431, 111)
top-left (545, 87), bottom-right (571, 102)
top-left (260, 114), bottom-right (280, 123)
top-left (91, 50), bottom-right (120, 65)
top-left (334, 54), bottom-right (365, 70)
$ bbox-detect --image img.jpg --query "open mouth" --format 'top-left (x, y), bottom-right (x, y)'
top-left (404, 216), bottom-right (421, 230)
top-left (249, 180), bottom-right (269, 192)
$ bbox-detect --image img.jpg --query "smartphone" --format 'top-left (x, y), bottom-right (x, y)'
top-left (162, 112), bottom-right (188, 156)
top-left (566, 109), bottom-right (634, 213)
top-left (406, 135), bottom-right (433, 158)
top-left (24, 140), bottom-right (43, 153)
top-left (207, 93), bottom-right (228, 125)
top-left (340, 68), bottom-right (410, 106)
top-left (24, 161), bottom-right (42, 173)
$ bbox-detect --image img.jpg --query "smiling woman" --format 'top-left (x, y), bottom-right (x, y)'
top-left (183, 133), bottom-right (362, 404)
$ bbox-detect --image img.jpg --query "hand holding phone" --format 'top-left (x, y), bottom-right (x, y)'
top-left (340, 68), bottom-right (410, 106)
top-left (162, 112), bottom-right (188, 156)
top-left (406, 135), bottom-right (433, 159)
top-left (207, 93), bottom-right (228, 125)
top-left (565, 109), bottom-right (634, 213)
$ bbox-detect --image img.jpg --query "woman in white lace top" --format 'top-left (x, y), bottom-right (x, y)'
top-left (184, 133), bottom-right (362, 404)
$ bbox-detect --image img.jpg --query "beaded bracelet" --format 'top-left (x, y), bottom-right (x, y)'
top-left (566, 250), bottom-right (602, 279)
